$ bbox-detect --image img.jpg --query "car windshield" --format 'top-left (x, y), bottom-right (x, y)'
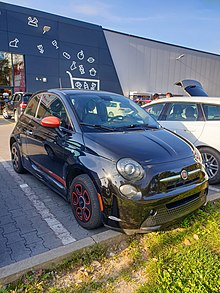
top-left (67, 93), bottom-right (159, 132)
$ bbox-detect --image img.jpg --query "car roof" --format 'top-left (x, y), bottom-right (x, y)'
top-left (47, 89), bottom-right (121, 96)
top-left (143, 96), bottom-right (220, 106)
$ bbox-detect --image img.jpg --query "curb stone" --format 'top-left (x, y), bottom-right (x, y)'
top-left (0, 230), bottom-right (127, 286)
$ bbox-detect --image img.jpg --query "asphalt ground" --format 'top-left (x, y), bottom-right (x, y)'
top-left (0, 115), bottom-right (219, 285)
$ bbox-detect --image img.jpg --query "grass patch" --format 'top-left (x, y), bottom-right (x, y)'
top-left (1, 201), bottom-right (220, 293)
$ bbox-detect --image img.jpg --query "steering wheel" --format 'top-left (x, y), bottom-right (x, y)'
top-left (108, 115), bottom-right (124, 121)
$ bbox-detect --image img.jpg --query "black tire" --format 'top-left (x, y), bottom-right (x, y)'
top-left (199, 147), bottom-right (220, 184)
top-left (11, 142), bottom-right (26, 174)
top-left (69, 174), bottom-right (102, 229)
top-left (2, 108), bottom-right (11, 119)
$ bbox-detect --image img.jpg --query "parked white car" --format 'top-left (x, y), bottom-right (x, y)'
top-left (106, 101), bottom-right (130, 117)
top-left (144, 97), bottom-right (220, 184)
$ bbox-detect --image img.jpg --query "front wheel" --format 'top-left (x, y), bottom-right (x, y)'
top-left (69, 174), bottom-right (103, 229)
top-left (11, 142), bottom-right (26, 173)
top-left (200, 147), bottom-right (220, 184)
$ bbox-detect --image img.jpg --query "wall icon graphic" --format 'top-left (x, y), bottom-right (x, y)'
top-left (63, 52), bottom-right (71, 59)
top-left (87, 57), bottom-right (95, 63)
top-left (77, 50), bottom-right (84, 60)
top-left (79, 65), bottom-right (85, 75)
top-left (9, 38), bottom-right (19, 48)
top-left (28, 16), bottom-right (38, 27)
top-left (52, 40), bottom-right (59, 49)
top-left (89, 68), bottom-right (97, 77)
top-left (70, 61), bottom-right (77, 70)
top-left (37, 44), bottom-right (44, 54)
top-left (66, 71), bottom-right (100, 91)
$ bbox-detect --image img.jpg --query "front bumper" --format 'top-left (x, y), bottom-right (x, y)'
top-left (103, 177), bottom-right (208, 234)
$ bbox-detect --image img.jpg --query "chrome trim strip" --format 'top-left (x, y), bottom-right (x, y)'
top-left (160, 174), bottom-right (181, 182)
top-left (160, 169), bottom-right (201, 182)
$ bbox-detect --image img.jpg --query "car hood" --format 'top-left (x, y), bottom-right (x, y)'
top-left (83, 129), bottom-right (194, 164)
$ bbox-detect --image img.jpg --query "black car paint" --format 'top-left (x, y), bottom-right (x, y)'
top-left (10, 89), bottom-right (208, 233)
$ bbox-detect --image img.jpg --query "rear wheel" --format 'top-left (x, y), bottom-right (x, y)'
top-left (11, 142), bottom-right (26, 173)
top-left (3, 108), bottom-right (11, 119)
top-left (200, 147), bottom-right (220, 184)
top-left (69, 174), bottom-right (102, 229)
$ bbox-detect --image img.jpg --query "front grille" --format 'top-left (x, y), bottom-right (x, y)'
top-left (166, 192), bottom-right (200, 209)
top-left (141, 192), bottom-right (206, 227)
top-left (158, 168), bottom-right (202, 192)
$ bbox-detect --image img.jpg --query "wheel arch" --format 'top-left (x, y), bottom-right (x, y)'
top-left (197, 144), bottom-right (220, 155)
top-left (66, 166), bottom-right (102, 201)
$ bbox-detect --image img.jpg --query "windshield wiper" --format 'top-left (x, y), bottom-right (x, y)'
top-left (117, 124), bottom-right (159, 130)
top-left (80, 122), bottom-right (116, 131)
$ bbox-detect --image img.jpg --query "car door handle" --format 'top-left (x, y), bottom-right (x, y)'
top-left (26, 130), bottom-right (33, 135)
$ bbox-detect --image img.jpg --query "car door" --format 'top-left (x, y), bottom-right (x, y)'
top-left (159, 102), bottom-right (205, 145)
top-left (25, 93), bottom-right (74, 195)
top-left (199, 103), bottom-right (220, 150)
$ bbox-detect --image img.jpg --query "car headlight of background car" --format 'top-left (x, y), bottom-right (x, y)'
top-left (193, 147), bottom-right (203, 164)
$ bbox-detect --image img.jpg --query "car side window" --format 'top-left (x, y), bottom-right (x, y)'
top-left (202, 104), bottom-right (220, 120)
top-left (166, 103), bottom-right (198, 121)
top-left (146, 103), bottom-right (164, 120)
top-left (24, 95), bottom-right (40, 117)
top-left (36, 94), bottom-right (73, 130)
top-left (15, 94), bottom-right (21, 102)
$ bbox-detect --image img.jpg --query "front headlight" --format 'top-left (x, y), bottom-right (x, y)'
top-left (193, 147), bottom-right (202, 164)
top-left (117, 158), bottom-right (144, 181)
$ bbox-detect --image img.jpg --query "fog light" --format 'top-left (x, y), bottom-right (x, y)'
top-left (149, 209), bottom-right (157, 217)
top-left (119, 185), bottom-right (142, 200)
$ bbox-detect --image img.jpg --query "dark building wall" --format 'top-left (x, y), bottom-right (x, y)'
top-left (0, 2), bottom-right (122, 94)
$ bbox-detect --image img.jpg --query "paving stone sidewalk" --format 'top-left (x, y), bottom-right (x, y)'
top-left (0, 160), bottom-right (105, 268)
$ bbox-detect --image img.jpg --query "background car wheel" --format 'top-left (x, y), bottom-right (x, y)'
top-left (14, 110), bottom-right (18, 122)
top-left (2, 108), bottom-right (11, 119)
top-left (11, 142), bottom-right (26, 173)
top-left (199, 147), bottom-right (220, 184)
top-left (69, 174), bottom-right (102, 229)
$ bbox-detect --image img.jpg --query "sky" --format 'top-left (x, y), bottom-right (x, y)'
top-left (2, 0), bottom-right (220, 55)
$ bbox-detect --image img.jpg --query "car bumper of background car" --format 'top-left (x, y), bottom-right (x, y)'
top-left (103, 179), bottom-right (208, 234)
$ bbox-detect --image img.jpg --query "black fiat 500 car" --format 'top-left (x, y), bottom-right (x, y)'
top-left (10, 89), bottom-right (208, 234)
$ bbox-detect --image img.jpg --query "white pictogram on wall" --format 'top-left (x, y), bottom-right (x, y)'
top-left (77, 50), bottom-right (84, 60)
top-left (37, 44), bottom-right (44, 54)
top-left (63, 52), bottom-right (71, 59)
top-left (9, 38), bottom-right (19, 48)
top-left (28, 16), bottom-right (38, 27)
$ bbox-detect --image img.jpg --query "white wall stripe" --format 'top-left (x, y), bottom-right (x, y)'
top-left (0, 158), bottom-right (76, 245)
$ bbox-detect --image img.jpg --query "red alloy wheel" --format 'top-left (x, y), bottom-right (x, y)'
top-left (72, 183), bottom-right (91, 223)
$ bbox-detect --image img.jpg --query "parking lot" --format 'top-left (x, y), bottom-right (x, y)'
top-left (0, 116), bottom-right (106, 268)
top-left (0, 115), bottom-right (219, 270)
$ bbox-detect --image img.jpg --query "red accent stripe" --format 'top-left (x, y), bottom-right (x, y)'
top-left (34, 161), bottom-right (66, 188)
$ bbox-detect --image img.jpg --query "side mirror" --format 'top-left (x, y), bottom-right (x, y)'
top-left (40, 116), bottom-right (60, 128)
